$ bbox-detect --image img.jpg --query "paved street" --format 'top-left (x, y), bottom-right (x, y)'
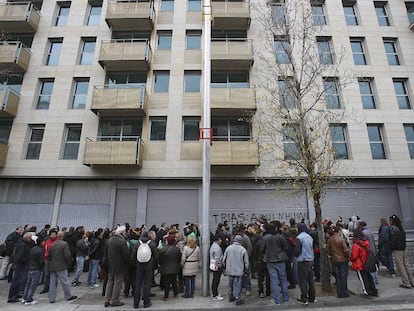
top-left (1, 267), bottom-right (414, 310)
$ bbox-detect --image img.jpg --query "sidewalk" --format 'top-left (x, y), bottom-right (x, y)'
top-left (1, 268), bottom-right (414, 311)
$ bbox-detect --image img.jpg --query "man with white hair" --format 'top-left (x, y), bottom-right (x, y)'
top-left (103, 225), bottom-right (130, 307)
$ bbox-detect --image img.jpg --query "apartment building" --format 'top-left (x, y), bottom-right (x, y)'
top-left (0, 0), bottom-right (413, 240)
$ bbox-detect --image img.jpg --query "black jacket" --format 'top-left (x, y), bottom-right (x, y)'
top-left (260, 233), bottom-right (289, 263)
top-left (12, 239), bottom-right (33, 267)
top-left (158, 245), bottom-right (181, 275)
top-left (390, 225), bottom-right (406, 251)
top-left (5, 231), bottom-right (21, 257)
top-left (28, 245), bottom-right (45, 271)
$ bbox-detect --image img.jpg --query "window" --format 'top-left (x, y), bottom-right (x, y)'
top-left (79, 38), bottom-right (96, 65)
top-left (404, 124), bottom-right (414, 159)
top-left (393, 79), bottom-right (411, 109)
top-left (157, 31), bottom-right (172, 50)
top-left (212, 118), bottom-right (251, 141)
top-left (188, 0), bottom-right (201, 11)
top-left (26, 125), bottom-right (45, 160)
top-left (274, 37), bottom-right (291, 64)
top-left (406, 2), bottom-right (414, 24)
top-left (271, 2), bottom-right (285, 25)
top-left (108, 72), bottom-right (147, 88)
top-left (87, 3), bottom-right (101, 26)
top-left (186, 30), bottom-right (201, 49)
top-left (323, 77), bottom-right (341, 109)
top-left (150, 117), bottom-right (167, 141)
top-left (358, 78), bottom-right (376, 109)
top-left (330, 125), bottom-right (349, 159)
top-left (311, 2), bottom-right (326, 26)
top-left (282, 125), bottom-right (300, 160)
top-left (374, 2), bottom-right (390, 26)
top-left (100, 118), bottom-right (142, 141)
top-left (37, 79), bottom-right (54, 110)
top-left (183, 117), bottom-right (200, 141)
top-left (343, 2), bottom-right (358, 26)
top-left (72, 78), bottom-right (89, 109)
top-left (154, 71), bottom-right (170, 93)
top-left (316, 37), bottom-right (333, 65)
top-left (212, 30), bottom-right (247, 40)
top-left (0, 74), bottom-right (23, 94)
top-left (367, 124), bottom-right (386, 159)
top-left (55, 2), bottom-right (71, 26)
top-left (62, 125), bottom-right (81, 160)
top-left (0, 119), bottom-right (12, 144)
top-left (211, 71), bottom-right (249, 88)
top-left (383, 39), bottom-right (400, 65)
top-left (350, 38), bottom-right (367, 65)
top-left (184, 71), bottom-right (201, 92)
top-left (278, 79), bottom-right (296, 109)
top-left (160, 0), bottom-right (174, 12)
top-left (46, 38), bottom-right (63, 66)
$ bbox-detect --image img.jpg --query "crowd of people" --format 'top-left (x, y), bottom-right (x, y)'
top-left (0, 214), bottom-right (412, 308)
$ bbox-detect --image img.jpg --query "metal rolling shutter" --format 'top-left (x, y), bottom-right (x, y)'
top-left (113, 189), bottom-right (138, 228)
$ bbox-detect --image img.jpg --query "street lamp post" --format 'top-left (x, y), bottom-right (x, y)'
top-left (201, 0), bottom-right (212, 297)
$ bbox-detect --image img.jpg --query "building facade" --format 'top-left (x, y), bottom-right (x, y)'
top-left (0, 0), bottom-right (413, 241)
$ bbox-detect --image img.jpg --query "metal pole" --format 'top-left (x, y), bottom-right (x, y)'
top-left (201, 0), bottom-right (212, 297)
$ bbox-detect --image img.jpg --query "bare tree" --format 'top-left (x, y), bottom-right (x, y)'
top-left (250, 0), bottom-right (354, 291)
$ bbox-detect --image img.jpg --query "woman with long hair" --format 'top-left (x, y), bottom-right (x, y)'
top-left (181, 235), bottom-right (201, 298)
top-left (389, 214), bottom-right (414, 288)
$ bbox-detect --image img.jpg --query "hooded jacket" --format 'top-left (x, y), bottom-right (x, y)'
top-left (350, 239), bottom-right (369, 271)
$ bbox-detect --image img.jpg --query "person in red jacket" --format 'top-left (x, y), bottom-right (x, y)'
top-left (350, 228), bottom-right (378, 298)
top-left (39, 229), bottom-right (58, 294)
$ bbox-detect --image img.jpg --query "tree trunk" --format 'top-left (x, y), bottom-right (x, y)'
top-left (313, 190), bottom-right (332, 292)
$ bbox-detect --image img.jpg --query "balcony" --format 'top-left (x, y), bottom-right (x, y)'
top-left (211, 39), bottom-right (253, 70)
top-left (211, 141), bottom-right (259, 166)
top-left (91, 84), bottom-right (147, 117)
top-left (0, 86), bottom-right (20, 118)
top-left (0, 42), bottom-right (31, 72)
top-left (0, 140), bottom-right (7, 168)
top-left (212, 0), bottom-right (250, 30)
top-left (83, 136), bottom-right (143, 166)
top-left (106, 0), bottom-right (155, 31)
top-left (0, 2), bottom-right (40, 33)
top-left (211, 88), bottom-right (256, 115)
top-left (99, 39), bottom-right (152, 71)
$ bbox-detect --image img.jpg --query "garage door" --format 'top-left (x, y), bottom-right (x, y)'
top-left (114, 189), bottom-right (138, 228)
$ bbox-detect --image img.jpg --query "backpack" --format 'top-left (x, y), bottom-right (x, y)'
top-left (137, 240), bottom-right (152, 263)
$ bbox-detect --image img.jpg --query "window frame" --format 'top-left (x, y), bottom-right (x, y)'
top-left (383, 39), bottom-right (400, 66)
top-left (274, 36), bottom-right (291, 64)
top-left (403, 124), bottom-right (414, 159)
top-left (87, 3), bottom-right (102, 26)
top-left (350, 38), bottom-right (367, 65)
top-left (160, 0), bottom-right (174, 12)
top-left (358, 78), bottom-right (377, 109)
top-left (149, 117), bottom-right (167, 141)
top-left (157, 31), bottom-right (173, 50)
top-left (278, 78), bottom-right (297, 109)
top-left (211, 118), bottom-right (251, 142)
top-left (211, 71), bottom-right (249, 88)
top-left (182, 117), bottom-right (200, 141)
top-left (330, 124), bottom-right (349, 159)
top-left (374, 2), bottom-right (391, 26)
top-left (186, 30), bottom-right (201, 49)
top-left (62, 124), bottom-right (82, 160)
top-left (311, 2), bottom-right (326, 26)
top-left (282, 124), bottom-right (300, 160)
top-left (55, 1), bottom-right (71, 26)
top-left (188, 0), bottom-right (201, 11)
top-left (184, 71), bottom-right (201, 93)
top-left (79, 37), bottom-right (96, 65)
top-left (367, 124), bottom-right (387, 159)
top-left (343, 2), bottom-right (359, 26)
top-left (26, 125), bottom-right (45, 160)
top-left (153, 71), bottom-right (170, 93)
top-left (36, 79), bottom-right (55, 110)
top-left (46, 38), bottom-right (63, 66)
top-left (323, 77), bottom-right (341, 109)
top-left (393, 79), bottom-right (411, 109)
top-left (316, 37), bottom-right (334, 65)
top-left (99, 118), bottom-right (143, 141)
top-left (71, 78), bottom-right (89, 110)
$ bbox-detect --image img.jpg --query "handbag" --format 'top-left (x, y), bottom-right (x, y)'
top-left (209, 259), bottom-right (218, 271)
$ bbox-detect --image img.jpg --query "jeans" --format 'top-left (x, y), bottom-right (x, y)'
top-left (256, 261), bottom-right (270, 295)
top-left (332, 261), bottom-right (348, 298)
top-left (23, 270), bottom-right (42, 302)
top-left (228, 275), bottom-right (242, 301)
top-left (267, 261), bottom-right (289, 304)
top-left (242, 266), bottom-right (251, 291)
top-left (87, 259), bottom-right (100, 286)
top-left (297, 261), bottom-right (315, 302)
top-left (211, 269), bottom-right (222, 297)
top-left (72, 256), bottom-right (85, 283)
top-left (8, 265), bottom-right (27, 299)
top-left (49, 270), bottom-right (73, 302)
top-left (184, 275), bottom-right (195, 297)
top-left (41, 262), bottom-right (50, 292)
